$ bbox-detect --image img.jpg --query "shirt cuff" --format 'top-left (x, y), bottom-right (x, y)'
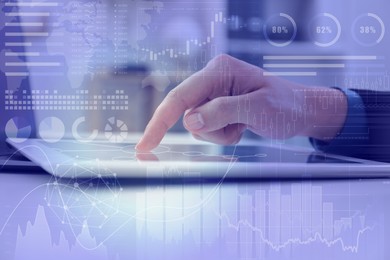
top-left (310, 87), bottom-right (369, 156)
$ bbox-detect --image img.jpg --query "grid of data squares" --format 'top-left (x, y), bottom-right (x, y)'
top-left (4, 89), bottom-right (129, 111)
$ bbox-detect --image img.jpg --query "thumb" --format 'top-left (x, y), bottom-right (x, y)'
top-left (183, 95), bottom-right (248, 133)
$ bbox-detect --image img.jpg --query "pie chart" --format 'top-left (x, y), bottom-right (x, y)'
top-left (104, 117), bottom-right (128, 143)
top-left (5, 117), bottom-right (32, 143)
top-left (39, 117), bottom-right (65, 143)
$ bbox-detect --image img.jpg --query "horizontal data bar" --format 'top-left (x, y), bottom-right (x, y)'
top-left (263, 71), bottom-right (317, 76)
top-left (264, 56), bottom-right (377, 60)
top-left (5, 2), bottom-right (59, 7)
top-left (5, 12), bottom-right (51, 17)
top-left (5, 42), bottom-right (32, 46)
top-left (5, 32), bottom-right (49, 37)
top-left (5, 52), bottom-right (40, 57)
top-left (5, 72), bottom-right (30, 77)
top-left (5, 22), bottom-right (44, 27)
top-left (5, 62), bottom-right (61, 67)
top-left (264, 64), bottom-right (345, 68)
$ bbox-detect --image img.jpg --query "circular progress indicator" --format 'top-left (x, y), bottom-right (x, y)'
top-left (309, 13), bottom-right (341, 47)
top-left (5, 117), bottom-right (32, 143)
top-left (263, 13), bottom-right (297, 47)
top-left (104, 117), bottom-right (128, 143)
top-left (72, 116), bottom-right (99, 142)
top-left (352, 13), bottom-right (385, 46)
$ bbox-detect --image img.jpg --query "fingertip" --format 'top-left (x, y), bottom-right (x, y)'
top-left (134, 142), bottom-right (143, 151)
top-left (134, 142), bottom-right (142, 152)
top-left (135, 144), bottom-right (150, 152)
top-left (135, 138), bottom-right (153, 152)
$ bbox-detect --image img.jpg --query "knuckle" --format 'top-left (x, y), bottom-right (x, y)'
top-left (154, 104), bottom-right (166, 119)
top-left (213, 54), bottom-right (231, 62)
top-left (166, 88), bottom-right (188, 109)
top-left (166, 88), bottom-right (178, 100)
top-left (207, 54), bottom-right (233, 69)
top-left (159, 120), bottom-right (170, 133)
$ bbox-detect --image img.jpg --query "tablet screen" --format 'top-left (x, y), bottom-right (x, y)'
top-left (25, 139), bottom-right (368, 165)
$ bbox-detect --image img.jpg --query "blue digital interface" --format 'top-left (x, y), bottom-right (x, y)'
top-left (1, 0), bottom-right (389, 259)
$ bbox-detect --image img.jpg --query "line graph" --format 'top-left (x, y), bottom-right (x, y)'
top-left (215, 191), bottom-right (374, 254)
top-left (0, 171), bottom-right (382, 259)
top-left (0, 147), bottom-right (382, 258)
top-left (136, 7), bottom-right (226, 63)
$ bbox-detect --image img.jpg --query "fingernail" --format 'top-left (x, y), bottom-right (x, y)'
top-left (185, 113), bottom-right (205, 130)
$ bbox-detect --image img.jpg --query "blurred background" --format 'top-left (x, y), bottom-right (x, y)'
top-left (1, 0), bottom-right (388, 146)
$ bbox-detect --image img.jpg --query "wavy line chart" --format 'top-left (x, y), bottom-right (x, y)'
top-left (0, 161), bottom-right (383, 259)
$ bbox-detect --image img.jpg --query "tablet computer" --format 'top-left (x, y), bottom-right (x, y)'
top-left (6, 137), bottom-right (390, 179)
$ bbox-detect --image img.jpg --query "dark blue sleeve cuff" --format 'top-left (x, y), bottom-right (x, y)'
top-left (310, 87), bottom-right (369, 156)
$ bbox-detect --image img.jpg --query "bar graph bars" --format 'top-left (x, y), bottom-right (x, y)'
top-left (218, 183), bottom-right (371, 255)
top-left (134, 180), bottom-right (372, 258)
top-left (140, 11), bottom-right (225, 61)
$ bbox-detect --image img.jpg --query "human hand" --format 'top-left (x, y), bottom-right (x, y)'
top-left (136, 54), bottom-right (347, 151)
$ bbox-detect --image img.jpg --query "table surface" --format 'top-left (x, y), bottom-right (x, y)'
top-left (1, 169), bottom-right (389, 260)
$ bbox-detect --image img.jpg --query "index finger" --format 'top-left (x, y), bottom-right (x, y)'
top-left (135, 68), bottom-right (217, 151)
